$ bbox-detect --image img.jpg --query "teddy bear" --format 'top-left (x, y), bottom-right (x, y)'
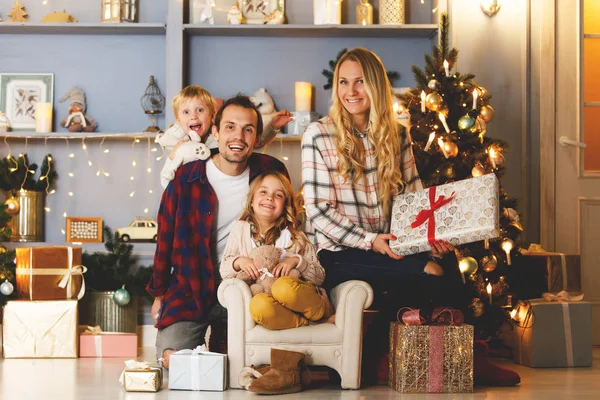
top-left (235, 245), bottom-right (300, 296)
top-left (156, 123), bottom-right (211, 189)
top-left (250, 88), bottom-right (278, 130)
top-left (59, 87), bottom-right (97, 132)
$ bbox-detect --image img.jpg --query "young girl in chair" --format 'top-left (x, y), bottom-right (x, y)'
top-left (220, 171), bottom-right (333, 330)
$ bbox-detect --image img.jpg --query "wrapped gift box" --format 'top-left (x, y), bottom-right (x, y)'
top-left (16, 246), bottom-right (85, 300)
top-left (80, 327), bottom-right (138, 358)
top-left (509, 251), bottom-right (581, 299)
top-left (389, 322), bottom-right (474, 393)
top-left (513, 298), bottom-right (592, 367)
top-left (390, 174), bottom-right (499, 256)
top-left (2, 300), bottom-right (78, 358)
top-left (121, 361), bottom-right (163, 392)
top-left (169, 348), bottom-right (227, 391)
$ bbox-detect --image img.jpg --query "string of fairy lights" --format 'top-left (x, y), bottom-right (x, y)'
top-left (1, 133), bottom-right (162, 238)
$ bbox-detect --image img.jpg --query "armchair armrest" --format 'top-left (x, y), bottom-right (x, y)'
top-left (217, 278), bottom-right (256, 332)
top-left (329, 280), bottom-right (373, 329)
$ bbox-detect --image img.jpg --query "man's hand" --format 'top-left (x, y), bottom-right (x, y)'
top-left (168, 139), bottom-right (188, 160)
top-left (269, 109), bottom-right (294, 131)
top-left (273, 256), bottom-right (299, 278)
top-left (430, 240), bottom-right (455, 258)
top-left (372, 233), bottom-right (404, 260)
top-left (235, 256), bottom-right (260, 280)
top-left (152, 296), bottom-right (163, 323)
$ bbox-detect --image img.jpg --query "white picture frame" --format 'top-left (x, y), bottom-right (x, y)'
top-left (0, 73), bottom-right (54, 132)
top-left (241, 0), bottom-right (284, 24)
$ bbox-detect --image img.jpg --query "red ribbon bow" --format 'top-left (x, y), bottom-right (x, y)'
top-left (398, 307), bottom-right (464, 327)
top-left (410, 186), bottom-right (455, 247)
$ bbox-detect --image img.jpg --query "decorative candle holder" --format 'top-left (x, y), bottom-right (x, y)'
top-left (380, 0), bottom-right (405, 25)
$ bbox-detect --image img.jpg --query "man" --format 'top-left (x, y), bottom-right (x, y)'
top-left (147, 95), bottom-right (289, 368)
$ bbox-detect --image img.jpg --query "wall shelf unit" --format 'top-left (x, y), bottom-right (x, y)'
top-left (183, 24), bottom-right (438, 38)
top-left (0, 22), bottom-right (166, 35)
top-left (0, 132), bottom-right (158, 140)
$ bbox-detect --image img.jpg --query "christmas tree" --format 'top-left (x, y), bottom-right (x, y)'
top-left (8, 0), bottom-right (28, 22)
top-left (0, 203), bottom-right (16, 307)
top-left (400, 14), bottom-right (522, 330)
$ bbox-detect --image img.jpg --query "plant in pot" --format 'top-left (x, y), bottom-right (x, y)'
top-left (0, 153), bottom-right (57, 242)
top-left (82, 226), bottom-right (153, 333)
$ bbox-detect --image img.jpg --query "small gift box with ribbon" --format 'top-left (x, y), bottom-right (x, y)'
top-left (169, 345), bottom-right (227, 391)
top-left (512, 292), bottom-right (592, 368)
top-left (390, 174), bottom-right (499, 256)
top-left (510, 244), bottom-right (581, 299)
top-left (80, 325), bottom-right (138, 358)
top-left (119, 360), bottom-right (163, 392)
top-left (15, 246), bottom-right (86, 301)
top-left (389, 308), bottom-right (473, 393)
top-left (2, 300), bottom-right (78, 358)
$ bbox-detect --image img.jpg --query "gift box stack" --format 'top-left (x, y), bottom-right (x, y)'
top-left (389, 308), bottom-right (473, 393)
top-left (1, 246), bottom-right (137, 359)
top-left (390, 174), bottom-right (499, 256)
top-left (2, 246), bottom-right (85, 358)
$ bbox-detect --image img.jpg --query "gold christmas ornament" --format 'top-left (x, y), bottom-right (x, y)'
top-left (471, 164), bottom-right (486, 177)
top-left (480, 105), bottom-right (495, 122)
top-left (442, 165), bottom-right (455, 179)
top-left (425, 92), bottom-right (444, 112)
top-left (4, 198), bottom-right (20, 215)
top-left (442, 141), bottom-right (459, 158)
top-left (428, 79), bottom-right (439, 90)
top-left (0, 247), bottom-right (6, 254)
top-left (478, 87), bottom-right (488, 97)
top-left (481, 254), bottom-right (498, 273)
top-left (459, 257), bottom-right (478, 276)
top-left (470, 298), bottom-right (485, 318)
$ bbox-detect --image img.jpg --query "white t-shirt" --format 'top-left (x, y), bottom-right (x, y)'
top-left (206, 158), bottom-right (250, 266)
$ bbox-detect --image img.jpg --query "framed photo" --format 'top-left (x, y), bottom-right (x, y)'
top-left (0, 73), bottom-right (54, 132)
top-left (241, 0), bottom-right (284, 24)
top-left (66, 217), bottom-right (103, 243)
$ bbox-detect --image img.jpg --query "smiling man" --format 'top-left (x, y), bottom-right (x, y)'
top-left (147, 95), bottom-right (289, 368)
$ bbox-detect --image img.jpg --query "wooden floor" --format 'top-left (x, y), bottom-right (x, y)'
top-left (1, 348), bottom-right (599, 399)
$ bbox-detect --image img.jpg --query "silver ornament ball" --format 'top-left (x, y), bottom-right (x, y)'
top-left (428, 79), bottom-right (439, 90)
top-left (0, 280), bottom-right (14, 296)
top-left (113, 287), bottom-right (131, 306)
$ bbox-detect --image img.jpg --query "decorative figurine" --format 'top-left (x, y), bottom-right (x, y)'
top-left (8, 0), bottom-right (28, 22)
top-left (227, 4), bottom-right (243, 25)
top-left (59, 87), bottom-right (97, 132)
top-left (41, 11), bottom-right (78, 23)
top-left (0, 111), bottom-right (10, 132)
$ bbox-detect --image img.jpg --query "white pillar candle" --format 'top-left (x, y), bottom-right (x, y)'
top-left (443, 60), bottom-right (450, 77)
top-left (35, 102), bottom-right (53, 133)
top-left (437, 138), bottom-right (448, 158)
top-left (472, 89), bottom-right (479, 110)
top-left (487, 282), bottom-right (493, 304)
top-left (488, 147), bottom-right (497, 169)
top-left (420, 90), bottom-right (426, 113)
top-left (424, 132), bottom-right (435, 151)
top-left (295, 82), bottom-right (312, 112)
top-left (438, 113), bottom-right (450, 133)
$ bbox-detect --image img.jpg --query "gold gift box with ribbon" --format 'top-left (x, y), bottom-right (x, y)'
top-left (119, 360), bottom-right (163, 392)
top-left (16, 246), bottom-right (86, 301)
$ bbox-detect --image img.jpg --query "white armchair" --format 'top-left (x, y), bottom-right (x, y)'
top-left (217, 278), bottom-right (374, 389)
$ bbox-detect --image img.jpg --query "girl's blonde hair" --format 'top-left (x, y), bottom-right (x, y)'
top-left (330, 47), bottom-right (404, 220)
top-left (240, 171), bottom-right (308, 253)
top-left (172, 85), bottom-right (216, 119)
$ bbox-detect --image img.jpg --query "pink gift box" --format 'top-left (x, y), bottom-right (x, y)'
top-left (80, 332), bottom-right (138, 358)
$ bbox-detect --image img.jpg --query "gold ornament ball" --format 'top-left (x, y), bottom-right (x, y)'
top-left (0, 247), bottom-right (5, 254)
top-left (459, 256), bottom-right (479, 275)
top-left (480, 105), bottom-right (495, 122)
top-left (471, 298), bottom-right (485, 318)
top-left (472, 164), bottom-right (486, 177)
top-left (443, 141), bottom-right (459, 158)
top-left (481, 254), bottom-right (498, 273)
top-left (428, 79), bottom-right (439, 90)
top-left (442, 165), bottom-right (455, 179)
top-left (425, 93), bottom-right (444, 111)
top-left (4, 198), bottom-right (20, 215)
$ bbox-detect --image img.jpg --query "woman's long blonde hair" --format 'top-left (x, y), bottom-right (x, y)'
top-left (240, 171), bottom-right (308, 252)
top-left (330, 47), bottom-right (404, 220)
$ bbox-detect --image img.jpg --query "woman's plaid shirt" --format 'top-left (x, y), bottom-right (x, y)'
top-left (301, 117), bottom-right (423, 253)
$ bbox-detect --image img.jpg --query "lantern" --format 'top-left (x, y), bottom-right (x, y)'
top-left (140, 76), bottom-right (165, 133)
top-left (101, 0), bottom-right (138, 23)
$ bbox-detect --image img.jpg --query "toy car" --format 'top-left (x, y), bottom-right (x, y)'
top-left (115, 217), bottom-right (158, 242)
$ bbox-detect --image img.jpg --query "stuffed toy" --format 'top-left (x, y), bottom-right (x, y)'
top-left (59, 87), bottom-right (97, 132)
top-left (250, 88), bottom-right (277, 129)
top-left (156, 124), bottom-right (210, 189)
top-left (235, 245), bottom-right (300, 296)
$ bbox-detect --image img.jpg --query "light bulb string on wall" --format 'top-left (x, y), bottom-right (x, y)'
top-left (61, 138), bottom-right (72, 236)
top-left (97, 136), bottom-right (110, 177)
top-left (129, 138), bottom-right (139, 198)
top-left (144, 137), bottom-right (153, 214)
top-left (3, 137), bottom-right (19, 172)
top-left (20, 138), bottom-right (36, 191)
